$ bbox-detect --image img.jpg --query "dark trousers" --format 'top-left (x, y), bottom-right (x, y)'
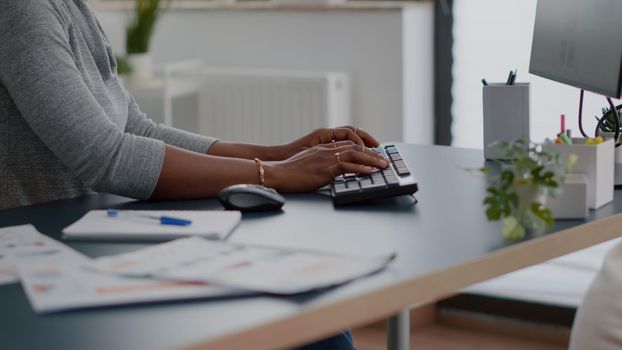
top-left (297, 330), bottom-right (355, 350)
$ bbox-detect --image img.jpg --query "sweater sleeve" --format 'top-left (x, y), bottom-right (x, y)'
top-left (0, 1), bottom-right (165, 200)
top-left (123, 90), bottom-right (219, 154)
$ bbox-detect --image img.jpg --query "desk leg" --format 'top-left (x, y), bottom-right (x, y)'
top-left (387, 308), bottom-right (410, 350)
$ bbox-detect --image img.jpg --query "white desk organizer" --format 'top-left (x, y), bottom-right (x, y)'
top-left (600, 131), bottom-right (622, 185)
top-left (548, 174), bottom-right (589, 219)
top-left (544, 138), bottom-right (614, 210)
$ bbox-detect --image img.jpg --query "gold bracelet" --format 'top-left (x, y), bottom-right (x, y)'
top-left (254, 158), bottom-right (265, 186)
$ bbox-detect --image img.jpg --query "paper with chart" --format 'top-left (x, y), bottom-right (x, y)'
top-left (90, 237), bottom-right (396, 294)
top-left (0, 225), bottom-right (86, 285)
top-left (19, 262), bottom-right (247, 314)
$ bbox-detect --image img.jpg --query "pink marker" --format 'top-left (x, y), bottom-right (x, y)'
top-left (561, 114), bottom-right (566, 134)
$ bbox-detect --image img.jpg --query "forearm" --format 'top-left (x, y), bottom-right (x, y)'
top-left (150, 145), bottom-right (278, 200)
top-left (207, 141), bottom-right (292, 161)
top-left (206, 126), bottom-right (382, 161)
top-left (151, 138), bottom-right (388, 199)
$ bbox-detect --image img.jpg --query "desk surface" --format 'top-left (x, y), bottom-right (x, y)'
top-left (2, 144), bottom-right (622, 350)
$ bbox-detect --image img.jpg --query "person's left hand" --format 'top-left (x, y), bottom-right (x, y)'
top-left (279, 126), bottom-right (381, 160)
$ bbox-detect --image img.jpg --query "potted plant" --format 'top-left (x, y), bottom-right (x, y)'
top-left (478, 139), bottom-right (573, 240)
top-left (125, 0), bottom-right (168, 83)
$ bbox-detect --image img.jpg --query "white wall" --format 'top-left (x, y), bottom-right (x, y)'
top-left (452, 0), bottom-right (613, 149)
top-left (94, 6), bottom-right (434, 144)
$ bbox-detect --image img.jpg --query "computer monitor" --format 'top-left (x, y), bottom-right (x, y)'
top-left (529, 0), bottom-right (622, 98)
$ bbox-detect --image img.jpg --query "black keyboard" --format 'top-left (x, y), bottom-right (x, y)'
top-left (330, 145), bottom-right (419, 205)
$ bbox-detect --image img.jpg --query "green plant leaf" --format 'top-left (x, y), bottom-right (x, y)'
top-left (471, 138), bottom-right (569, 239)
top-left (531, 202), bottom-right (554, 229)
top-left (502, 216), bottom-right (526, 240)
top-left (126, 0), bottom-right (169, 54)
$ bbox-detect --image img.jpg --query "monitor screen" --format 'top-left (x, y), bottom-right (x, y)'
top-left (529, 0), bottom-right (622, 98)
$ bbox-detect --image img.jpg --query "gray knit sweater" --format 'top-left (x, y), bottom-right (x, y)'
top-left (0, 0), bottom-right (216, 209)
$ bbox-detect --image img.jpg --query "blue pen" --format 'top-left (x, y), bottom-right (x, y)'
top-left (106, 209), bottom-right (192, 226)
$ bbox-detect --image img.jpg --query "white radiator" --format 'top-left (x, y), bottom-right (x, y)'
top-left (199, 68), bottom-right (350, 145)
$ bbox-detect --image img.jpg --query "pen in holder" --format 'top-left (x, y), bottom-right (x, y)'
top-left (483, 83), bottom-right (530, 159)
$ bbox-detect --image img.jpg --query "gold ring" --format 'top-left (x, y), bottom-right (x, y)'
top-left (329, 166), bottom-right (336, 178)
top-left (332, 128), bottom-right (337, 141)
top-left (335, 152), bottom-right (341, 163)
top-left (332, 140), bottom-right (337, 148)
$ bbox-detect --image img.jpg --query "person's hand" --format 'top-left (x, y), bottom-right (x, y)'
top-left (278, 126), bottom-right (381, 160)
top-left (264, 142), bottom-right (389, 193)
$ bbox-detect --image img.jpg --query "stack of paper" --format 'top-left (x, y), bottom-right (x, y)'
top-left (90, 237), bottom-right (396, 295)
top-left (19, 263), bottom-right (245, 314)
top-left (0, 225), bottom-right (86, 285)
top-left (1, 225), bottom-right (395, 314)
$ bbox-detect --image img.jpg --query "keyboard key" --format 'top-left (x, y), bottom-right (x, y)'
top-left (360, 181), bottom-right (385, 190)
top-left (335, 185), bottom-right (360, 194)
top-left (371, 172), bottom-right (384, 183)
top-left (346, 179), bottom-right (360, 189)
top-left (334, 183), bottom-right (347, 191)
top-left (385, 175), bottom-right (400, 186)
top-left (393, 160), bottom-right (406, 168)
top-left (359, 178), bottom-right (373, 188)
top-left (389, 154), bottom-right (402, 161)
top-left (396, 168), bottom-right (411, 176)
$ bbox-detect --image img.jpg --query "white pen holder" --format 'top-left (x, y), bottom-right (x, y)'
top-left (544, 138), bottom-right (614, 210)
top-left (483, 83), bottom-right (530, 159)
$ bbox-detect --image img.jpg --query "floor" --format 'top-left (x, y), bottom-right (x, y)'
top-left (352, 324), bottom-right (567, 350)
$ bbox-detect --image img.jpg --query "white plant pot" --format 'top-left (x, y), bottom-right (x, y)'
top-left (127, 53), bottom-right (154, 84)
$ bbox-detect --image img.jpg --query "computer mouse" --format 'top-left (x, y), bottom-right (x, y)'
top-left (218, 184), bottom-right (286, 212)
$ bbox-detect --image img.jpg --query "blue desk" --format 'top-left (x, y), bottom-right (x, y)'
top-left (2, 144), bottom-right (622, 350)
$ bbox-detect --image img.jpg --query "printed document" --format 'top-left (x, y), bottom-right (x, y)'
top-left (91, 237), bottom-right (395, 294)
top-left (19, 262), bottom-right (246, 314)
top-left (0, 225), bottom-right (86, 285)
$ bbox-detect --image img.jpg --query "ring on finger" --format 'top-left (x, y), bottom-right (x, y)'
top-left (332, 128), bottom-right (336, 141)
top-left (335, 152), bottom-right (341, 164)
top-left (332, 139), bottom-right (337, 148)
top-left (329, 166), bottom-right (336, 178)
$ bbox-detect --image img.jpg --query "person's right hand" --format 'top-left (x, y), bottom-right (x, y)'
top-left (264, 142), bottom-right (389, 193)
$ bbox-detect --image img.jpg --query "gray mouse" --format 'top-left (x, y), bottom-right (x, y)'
top-left (218, 184), bottom-right (286, 212)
